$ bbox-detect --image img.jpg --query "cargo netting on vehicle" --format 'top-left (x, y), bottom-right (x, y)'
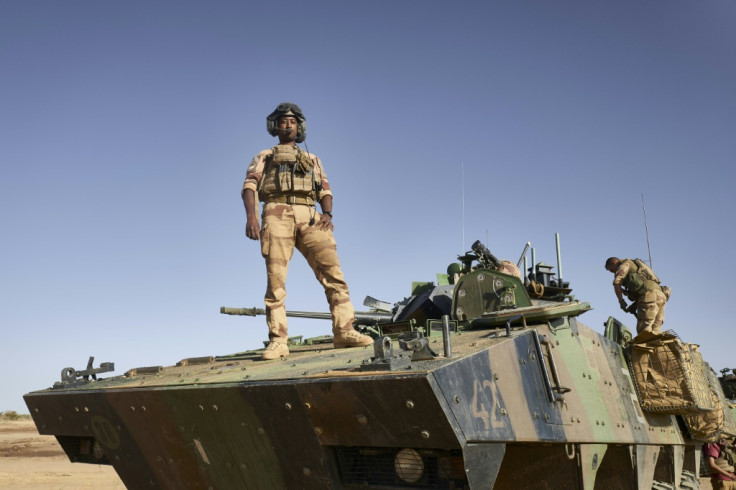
top-left (629, 331), bottom-right (713, 414)
top-left (682, 368), bottom-right (733, 441)
top-left (717, 372), bottom-right (736, 437)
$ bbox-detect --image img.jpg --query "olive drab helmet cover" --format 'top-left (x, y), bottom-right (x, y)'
top-left (267, 102), bottom-right (307, 143)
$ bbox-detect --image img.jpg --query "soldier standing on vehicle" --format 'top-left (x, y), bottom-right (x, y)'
top-left (242, 102), bottom-right (373, 360)
top-left (604, 257), bottom-right (671, 335)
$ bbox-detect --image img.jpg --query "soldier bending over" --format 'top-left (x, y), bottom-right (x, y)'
top-left (605, 257), bottom-right (671, 335)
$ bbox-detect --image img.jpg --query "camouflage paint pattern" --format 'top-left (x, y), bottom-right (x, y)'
top-left (24, 256), bottom-right (730, 489)
top-left (25, 308), bottom-right (717, 489)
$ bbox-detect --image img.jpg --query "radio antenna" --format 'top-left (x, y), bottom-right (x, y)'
top-left (461, 162), bottom-right (465, 251)
top-left (641, 194), bottom-right (653, 268)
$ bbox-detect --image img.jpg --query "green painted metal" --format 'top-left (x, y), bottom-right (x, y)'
top-left (24, 239), bottom-right (732, 489)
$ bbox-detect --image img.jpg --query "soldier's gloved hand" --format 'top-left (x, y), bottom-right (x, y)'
top-left (618, 299), bottom-right (628, 311)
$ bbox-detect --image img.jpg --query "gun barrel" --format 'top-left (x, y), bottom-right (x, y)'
top-left (220, 307), bottom-right (264, 316)
top-left (282, 310), bottom-right (333, 320)
top-left (220, 307), bottom-right (392, 325)
top-left (354, 311), bottom-right (393, 325)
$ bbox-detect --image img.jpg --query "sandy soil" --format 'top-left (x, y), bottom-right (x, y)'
top-left (0, 420), bottom-right (123, 489)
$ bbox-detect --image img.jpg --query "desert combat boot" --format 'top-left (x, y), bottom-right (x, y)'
top-left (262, 341), bottom-right (289, 360)
top-left (333, 330), bottom-right (373, 349)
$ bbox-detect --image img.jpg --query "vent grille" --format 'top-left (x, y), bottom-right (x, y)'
top-left (334, 446), bottom-right (466, 488)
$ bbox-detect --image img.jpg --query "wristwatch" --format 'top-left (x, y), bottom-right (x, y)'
top-left (323, 211), bottom-right (333, 218)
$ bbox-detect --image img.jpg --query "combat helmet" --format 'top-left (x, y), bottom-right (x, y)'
top-left (446, 262), bottom-right (464, 284)
top-left (267, 102), bottom-right (307, 143)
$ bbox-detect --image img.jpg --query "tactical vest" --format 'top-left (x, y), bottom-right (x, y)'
top-left (258, 145), bottom-right (316, 202)
top-left (714, 443), bottom-right (735, 473)
top-left (620, 258), bottom-right (660, 300)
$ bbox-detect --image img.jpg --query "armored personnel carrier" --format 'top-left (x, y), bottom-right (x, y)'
top-left (24, 239), bottom-right (736, 489)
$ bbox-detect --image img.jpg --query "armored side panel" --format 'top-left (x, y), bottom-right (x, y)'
top-left (452, 269), bottom-right (532, 321)
top-left (25, 307), bottom-right (704, 489)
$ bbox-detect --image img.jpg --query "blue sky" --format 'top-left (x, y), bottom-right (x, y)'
top-left (1, 1), bottom-right (734, 412)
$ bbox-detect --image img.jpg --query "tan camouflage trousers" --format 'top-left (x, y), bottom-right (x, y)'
top-left (260, 203), bottom-right (355, 342)
top-left (635, 288), bottom-right (667, 334)
top-left (711, 479), bottom-right (736, 489)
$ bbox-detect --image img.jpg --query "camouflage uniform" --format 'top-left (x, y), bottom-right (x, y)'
top-left (242, 146), bottom-right (355, 343)
top-left (612, 259), bottom-right (668, 335)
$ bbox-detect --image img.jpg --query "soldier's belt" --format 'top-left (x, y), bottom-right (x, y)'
top-left (265, 195), bottom-right (315, 206)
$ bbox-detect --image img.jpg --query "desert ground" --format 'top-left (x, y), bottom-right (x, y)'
top-left (0, 418), bottom-right (123, 489)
